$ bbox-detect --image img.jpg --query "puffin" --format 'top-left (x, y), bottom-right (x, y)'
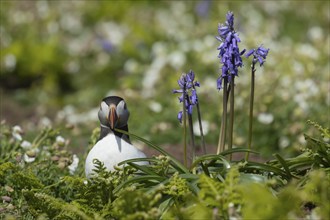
top-left (85, 96), bottom-right (147, 177)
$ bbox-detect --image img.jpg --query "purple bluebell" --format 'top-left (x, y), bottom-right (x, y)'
top-left (195, 0), bottom-right (211, 18)
top-left (173, 70), bottom-right (200, 123)
top-left (216, 12), bottom-right (245, 90)
top-left (177, 111), bottom-right (183, 123)
top-left (98, 38), bottom-right (114, 53)
top-left (246, 45), bottom-right (270, 66)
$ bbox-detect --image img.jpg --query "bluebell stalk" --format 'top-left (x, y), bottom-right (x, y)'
top-left (182, 85), bottom-right (187, 166)
top-left (195, 94), bottom-right (207, 154)
top-left (245, 45), bottom-right (270, 161)
top-left (173, 70), bottom-right (202, 165)
top-left (216, 12), bottom-right (245, 155)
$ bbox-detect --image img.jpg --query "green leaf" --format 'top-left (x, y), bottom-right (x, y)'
top-left (274, 153), bottom-right (293, 179)
top-left (159, 197), bottom-right (174, 218)
top-left (126, 162), bottom-right (159, 176)
top-left (243, 161), bottom-right (289, 180)
top-left (239, 173), bottom-right (268, 184)
top-left (113, 175), bottom-right (166, 194)
top-left (220, 147), bottom-right (260, 157)
top-left (115, 128), bottom-right (189, 173)
top-left (118, 157), bottom-right (160, 165)
top-left (190, 154), bottom-right (230, 170)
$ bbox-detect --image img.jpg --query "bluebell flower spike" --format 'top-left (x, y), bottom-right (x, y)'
top-left (172, 70), bottom-right (200, 123)
top-left (216, 11), bottom-right (245, 90)
top-left (246, 45), bottom-right (270, 67)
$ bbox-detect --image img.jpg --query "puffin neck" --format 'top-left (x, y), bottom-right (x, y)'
top-left (99, 124), bottom-right (130, 143)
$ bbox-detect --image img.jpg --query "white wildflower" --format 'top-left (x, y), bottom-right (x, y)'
top-left (192, 39), bottom-right (204, 52)
top-left (323, 136), bottom-right (329, 143)
top-left (65, 61), bottom-right (80, 74)
top-left (56, 136), bottom-right (65, 146)
top-left (39, 116), bottom-right (52, 127)
top-left (307, 26), bottom-right (323, 41)
top-left (167, 51), bottom-right (186, 68)
top-left (12, 125), bottom-right (23, 141)
top-left (142, 56), bottom-right (167, 97)
top-left (47, 21), bottom-right (59, 34)
top-left (124, 59), bottom-right (139, 74)
top-left (36, 1), bottom-right (49, 19)
top-left (297, 43), bottom-right (319, 60)
top-left (279, 136), bottom-right (290, 149)
top-left (24, 153), bottom-right (36, 163)
top-left (294, 94), bottom-right (309, 112)
top-left (152, 41), bottom-right (167, 56)
top-left (257, 113), bottom-right (274, 124)
top-left (148, 101), bottom-right (162, 113)
top-left (193, 120), bottom-right (210, 136)
top-left (20, 140), bottom-right (32, 150)
top-left (56, 104), bottom-right (76, 123)
top-left (151, 122), bottom-right (172, 133)
top-left (68, 154), bottom-right (79, 175)
top-left (4, 54), bottom-right (16, 71)
top-left (298, 134), bottom-right (306, 145)
top-left (60, 13), bottom-right (82, 34)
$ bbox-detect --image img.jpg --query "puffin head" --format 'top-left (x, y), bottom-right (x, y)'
top-left (98, 96), bottom-right (130, 130)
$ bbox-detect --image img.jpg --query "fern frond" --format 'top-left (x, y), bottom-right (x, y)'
top-left (9, 171), bottom-right (44, 190)
top-left (198, 174), bottom-right (224, 207)
top-left (0, 162), bottom-right (17, 182)
top-left (23, 190), bottom-right (67, 219)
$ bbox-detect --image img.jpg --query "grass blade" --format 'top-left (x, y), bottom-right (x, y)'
top-left (118, 158), bottom-right (158, 165)
top-left (190, 154), bottom-right (230, 170)
top-left (115, 128), bottom-right (189, 173)
top-left (220, 147), bottom-right (259, 157)
top-left (243, 161), bottom-right (289, 180)
top-left (274, 153), bottom-right (293, 179)
top-left (126, 162), bottom-right (159, 176)
top-left (113, 175), bottom-right (166, 194)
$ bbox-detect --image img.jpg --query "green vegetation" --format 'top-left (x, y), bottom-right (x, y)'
top-left (0, 121), bottom-right (329, 219)
top-left (1, 1), bottom-right (329, 219)
top-left (1, 1), bottom-right (328, 157)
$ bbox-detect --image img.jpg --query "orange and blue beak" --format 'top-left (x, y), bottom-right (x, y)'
top-left (108, 104), bottom-right (118, 130)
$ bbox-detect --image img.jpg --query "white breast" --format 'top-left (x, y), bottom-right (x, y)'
top-left (85, 133), bottom-right (147, 178)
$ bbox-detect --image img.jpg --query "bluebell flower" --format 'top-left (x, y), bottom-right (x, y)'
top-left (98, 38), bottom-right (114, 53)
top-left (246, 45), bottom-right (270, 66)
top-left (195, 0), bottom-right (211, 18)
top-left (173, 70), bottom-right (200, 123)
top-left (177, 111), bottom-right (183, 123)
top-left (216, 11), bottom-right (245, 90)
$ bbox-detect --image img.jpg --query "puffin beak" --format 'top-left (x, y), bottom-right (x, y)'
top-left (108, 104), bottom-right (118, 130)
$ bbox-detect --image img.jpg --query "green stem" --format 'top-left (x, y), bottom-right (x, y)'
top-left (216, 84), bottom-right (231, 154)
top-left (217, 79), bottom-right (228, 154)
top-left (228, 76), bottom-right (235, 160)
top-left (187, 113), bottom-right (195, 161)
top-left (196, 102), bottom-right (206, 154)
top-left (183, 88), bottom-right (187, 167)
top-left (246, 62), bottom-right (256, 161)
top-left (217, 113), bottom-right (223, 154)
top-left (185, 92), bottom-right (195, 163)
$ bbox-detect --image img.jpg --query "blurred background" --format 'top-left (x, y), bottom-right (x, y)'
top-left (1, 1), bottom-right (329, 159)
